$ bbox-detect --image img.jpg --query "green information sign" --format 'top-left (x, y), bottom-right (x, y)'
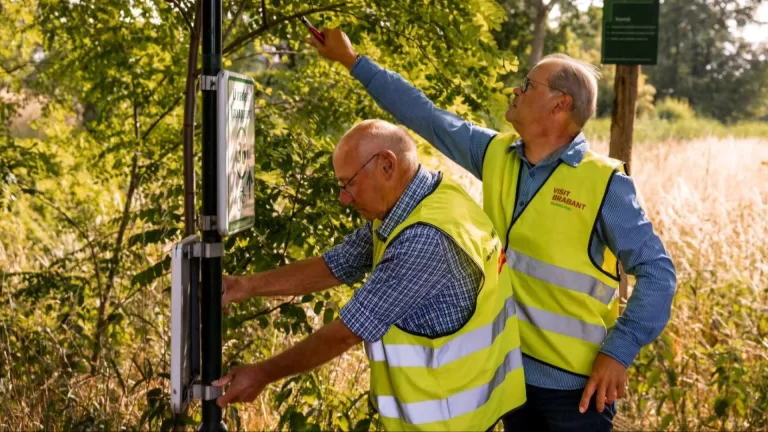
top-left (601, 0), bottom-right (660, 65)
top-left (216, 70), bottom-right (255, 236)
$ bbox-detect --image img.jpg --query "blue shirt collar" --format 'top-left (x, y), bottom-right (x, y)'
top-left (376, 165), bottom-right (438, 241)
top-left (509, 131), bottom-right (588, 168)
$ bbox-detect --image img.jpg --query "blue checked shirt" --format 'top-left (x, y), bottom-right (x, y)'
top-left (349, 55), bottom-right (677, 390)
top-left (324, 167), bottom-right (483, 342)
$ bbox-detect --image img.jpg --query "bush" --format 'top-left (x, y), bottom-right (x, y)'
top-left (655, 98), bottom-right (696, 121)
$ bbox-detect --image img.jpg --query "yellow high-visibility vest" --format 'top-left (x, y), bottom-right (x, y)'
top-left (367, 174), bottom-right (526, 431)
top-left (482, 133), bottom-right (624, 376)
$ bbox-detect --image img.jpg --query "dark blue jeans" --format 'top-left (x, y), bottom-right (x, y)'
top-left (499, 384), bottom-right (616, 431)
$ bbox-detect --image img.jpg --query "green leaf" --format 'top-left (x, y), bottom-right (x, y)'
top-left (131, 256), bottom-right (171, 286)
top-left (352, 418), bottom-right (372, 432)
top-left (660, 413), bottom-right (676, 430)
top-left (323, 308), bottom-right (334, 325)
top-left (127, 227), bottom-right (180, 248)
top-left (714, 395), bottom-right (731, 418)
top-left (313, 301), bottom-right (324, 315)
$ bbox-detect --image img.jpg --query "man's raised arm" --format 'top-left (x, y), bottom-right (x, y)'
top-left (308, 28), bottom-right (497, 179)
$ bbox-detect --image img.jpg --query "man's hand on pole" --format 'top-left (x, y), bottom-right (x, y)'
top-left (213, 364), bottom-right (268, 408)
top-left (306, 28), bottom-right (358, 71)
top-left (221, 274), bottom-right (249, 314)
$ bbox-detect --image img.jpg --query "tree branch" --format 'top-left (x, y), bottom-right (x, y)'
top-left (223, 2), bottom-right (347, 55)
top-left (183, 0), bottom-right (203, 236)
top-left (0, 61), bottom-right (30, 75)
top-left (92, 99), bottom-right (144, 365)
top-left (278, 141), bottom-right (311, 265)
top-left (261, 0), bottom-right (267, 27)
top-left (167, 0), bottom-right (194, 33)
top-left (224, 0), bottom-right (249, 44)
top-left (230, 50), bottom-right (298, 63)
top-left (141, 94), bottom-right (184, 141)
top-left (236, 298), bottom-right (298, 325)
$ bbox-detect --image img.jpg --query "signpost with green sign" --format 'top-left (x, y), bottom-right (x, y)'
top-left (601, 0), bottom-right (660, 311)
top-left (601, 0), bottom-right (660, 65)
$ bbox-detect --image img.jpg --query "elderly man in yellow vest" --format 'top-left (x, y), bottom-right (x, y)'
top-left (214, 120), bottom-right (526, 430)
top-left (309, 29), bottom-right (677, 431)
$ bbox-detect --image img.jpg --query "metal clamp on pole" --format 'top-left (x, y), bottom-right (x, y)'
top-left (201, 75), bottom-right (217, 91)
top-left (192, 242), bottom-right (224, 258)
top-left (193, 383), bottom-right (223, 401)
top-left (202, 215), bottom-right (217, 231)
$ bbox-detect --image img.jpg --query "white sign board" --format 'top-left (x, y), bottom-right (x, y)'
top-left (217, 70), bottom-right (255, 236)
top-left (170, 235), bottom-right (198, 414)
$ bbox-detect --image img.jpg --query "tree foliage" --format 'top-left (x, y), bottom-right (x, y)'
top-left (1, 0), bottom-right (512, 428)
top-left (646, 0), bottom-right (768, 121)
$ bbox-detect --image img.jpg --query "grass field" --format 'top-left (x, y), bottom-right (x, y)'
top-left (2, 121), bottom-right (767, 431)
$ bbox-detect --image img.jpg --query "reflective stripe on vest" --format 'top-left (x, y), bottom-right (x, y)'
top-left (506, 249), bottom-right (617, 305)
top-left (513, 300), bottom-right (608, 345)
top-left (366, 296), bottom-right (517, 367)
top-left (375, 347), bottom-right (523, 425)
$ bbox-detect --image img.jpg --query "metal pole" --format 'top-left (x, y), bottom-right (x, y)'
top-left (201, 0), bottom-right (225, 429)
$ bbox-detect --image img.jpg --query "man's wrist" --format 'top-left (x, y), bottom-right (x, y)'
top-left (341, 52), bottom-right (359, 71)
top-left (600, 329), bottom-right (641, 369)
top-left (256, 360), bottom-right (279, 385)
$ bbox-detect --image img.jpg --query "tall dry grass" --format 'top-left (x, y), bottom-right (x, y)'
top-left (2, 136), bottom-right (766, 431)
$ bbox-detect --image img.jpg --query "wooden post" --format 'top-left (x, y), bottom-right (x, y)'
top-left (609, 64), bottom-right (640, 313)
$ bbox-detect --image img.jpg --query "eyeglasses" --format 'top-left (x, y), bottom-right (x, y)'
top-left (338, 153), bottom-right (380, 197)
top-left (521, 75), bottom-right (567, 95)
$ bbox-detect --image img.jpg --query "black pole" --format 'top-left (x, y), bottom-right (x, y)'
top-left (201, 0), bottom-right (225, 430)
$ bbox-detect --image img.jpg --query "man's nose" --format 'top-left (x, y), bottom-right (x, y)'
top-left (339, 189), bottom-right (353, 206)
top-left (513, 86), bottom-right (522, 96)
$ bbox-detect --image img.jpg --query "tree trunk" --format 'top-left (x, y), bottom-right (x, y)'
top-left (609, 64), bottom-right (640, 313)
top-left (530, 2), bottom-right (547, 67)
top-left (529, 0), bottom-right (561, 67)
top-left (184, 0), bottom-right (203, 237)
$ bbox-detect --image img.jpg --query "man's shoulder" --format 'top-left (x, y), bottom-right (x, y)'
top-left (386, 224), bottom-right (453, 260)
top-left (389, 223), bottom-right (448, 245)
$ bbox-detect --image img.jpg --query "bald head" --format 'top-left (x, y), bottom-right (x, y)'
top-left (335, 119), bottom-right (418, 173)
top-left (332, 120), bottom-right (421, 221)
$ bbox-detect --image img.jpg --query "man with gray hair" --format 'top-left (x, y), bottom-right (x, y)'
top-left (214, 119), bottom-right (527, 430)
top-left (310, 29), bottom-right (676, 431)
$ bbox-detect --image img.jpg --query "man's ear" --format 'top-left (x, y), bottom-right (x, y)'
top-left (554, 94), bottom-right (573, 114)
top-left (380, 150), bottom-right (396, 176)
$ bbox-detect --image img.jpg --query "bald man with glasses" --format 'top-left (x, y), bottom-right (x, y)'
top-left (214, 119), bottom-right (526, 431)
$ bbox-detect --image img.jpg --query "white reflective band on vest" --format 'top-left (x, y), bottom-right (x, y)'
top-left (375, 347), bottom-right (523, 424)
top-left (514, 300), bottom-right (607, 345)
top-left (505, 248), bottom-right (616, 305)
top-left (365, 297), bottom-right (517, 367)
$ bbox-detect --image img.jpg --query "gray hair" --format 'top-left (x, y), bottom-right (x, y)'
top-left (540, 54), bottom-right (601, 128)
